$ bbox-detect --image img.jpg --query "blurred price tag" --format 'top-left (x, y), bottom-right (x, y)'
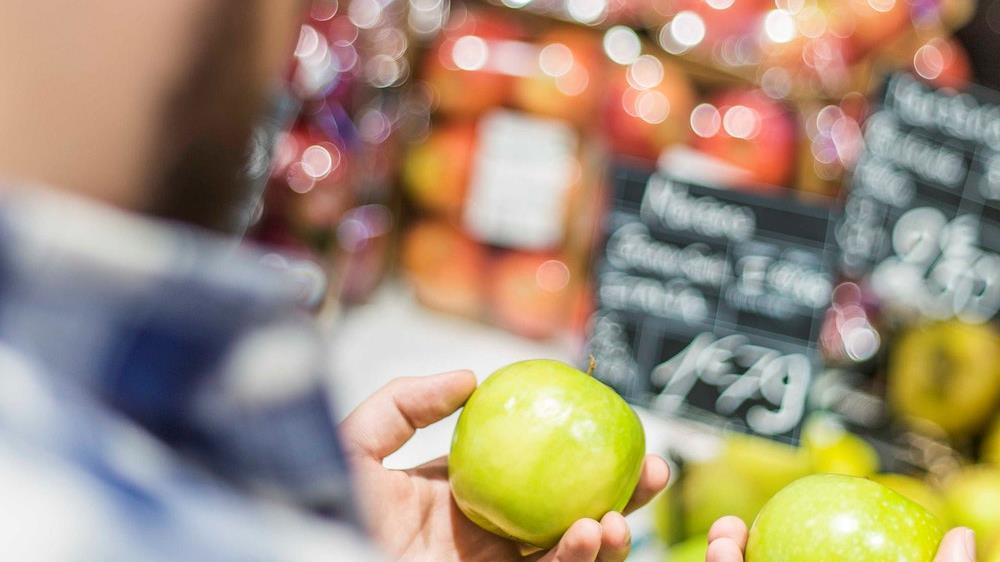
top-left (589, 165), bottom-right (839, 443)
top-left (838, 73), bottom-right (1000, 323)
top-left (463, 110), bottom-right (578, 249)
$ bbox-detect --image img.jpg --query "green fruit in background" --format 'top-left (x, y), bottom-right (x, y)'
top-left (667, 534), bottom-right (708, 562)
top-left (888, 321), bottom-right (1000, 437)
top-left (871, 474), bottom-right (949, 524)
top-left (983, 418), bottom-right (1000, 466)
top-left (449, 359), bottom-right (645, 548)
top-left (987, 538), bottom-right (1000, 562)
top-left (746, 474), bottom-right (945, 562)
top-left (722, 434), bottom-right (812, 499)
top-left (653, 481), bottom-right (680, 545)
top-left (802, 415), bottom-right (879, 477)
top-left (681, 459), bottom-right (764, 536)
top-left (943, 465), bottom-right (1000, 554)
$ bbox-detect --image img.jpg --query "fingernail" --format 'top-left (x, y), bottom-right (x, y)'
top-left (962, 529), bottom-right (976, 561)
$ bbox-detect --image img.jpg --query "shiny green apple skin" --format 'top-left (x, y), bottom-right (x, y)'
top-left (746, 474), bottom-right (945, 562)
top-left (871, 474), bottom-right (949, 524)
top-left (449, 359), bottom-right (645, 548)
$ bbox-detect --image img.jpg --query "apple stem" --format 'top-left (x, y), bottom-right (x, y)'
top-left (587, 355), bottom-right (596, 377)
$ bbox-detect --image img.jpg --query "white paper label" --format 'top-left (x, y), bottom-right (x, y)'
top-left (463, 110), bottom-right (578, 249)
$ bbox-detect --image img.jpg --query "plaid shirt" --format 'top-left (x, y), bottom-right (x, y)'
top-left (0, 189), bottom-right (380, 561)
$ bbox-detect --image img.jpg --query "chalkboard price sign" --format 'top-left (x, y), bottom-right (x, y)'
top-left (839, 73), bottom-right (1000, 324)
top-left (589, 166), bottom-right (839, 443)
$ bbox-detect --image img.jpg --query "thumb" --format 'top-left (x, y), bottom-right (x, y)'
top-left (340, 370), bottom-right (477, 462)
top-left (935, 528), bottom-right (976, 562)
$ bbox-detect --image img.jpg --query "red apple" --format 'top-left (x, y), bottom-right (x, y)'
top-left (401, 121), bottom-right (476, 218)
top-left (604, 54), bottom-right (696, 160)
top-left (423, 10), bottom-right (522, 117)
top-left (691, 88), bottom-right (797, 188)
top-left (490, 251), bottom-right (574, 339)
top-left (401, 220), bottom-right (487, 318)
top-left (841, 0), bottom-right (911, 61)
top-left (512, 28), bottom-right (606, 126)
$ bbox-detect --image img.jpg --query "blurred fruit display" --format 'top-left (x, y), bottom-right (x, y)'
top-left (887, 321), bottom-right (1000, 439)
top-left (421, 10), bottom-right (523, 116)
top-left (603, 52), bottom-right (696, 159)
top-left (801, 414), bottom-right (880, 477)
top-left (401, 120), bottom-right (477, 218)
top-left (984, 418), bottom-right (1000, 466)
top-left (665, 534), bottom-right (709, 562)
top-left (401, 219), bottom-right (488, 317)
top-left (870, 473), bottom-right (950, 523)
top-left (399, 6), bottom-right (609, 340)
top-left (247, 0), bottom-right (412, 308)
top-left (689, 87), bottom-right (797, 188)
top-left (943, 465), bottom-right (1000, 553)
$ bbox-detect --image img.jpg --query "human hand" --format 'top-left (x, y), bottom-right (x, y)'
top-left (705, 516), bottom-right (978, 562)
top-left (339, 370), bottom-right (670, 562)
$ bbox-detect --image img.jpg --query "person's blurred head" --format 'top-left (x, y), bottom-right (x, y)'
top-left (0, 1), bottom-right (307, 230)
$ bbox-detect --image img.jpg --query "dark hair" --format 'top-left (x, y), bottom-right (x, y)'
top-left (150, 1), bottom-right (268, 232)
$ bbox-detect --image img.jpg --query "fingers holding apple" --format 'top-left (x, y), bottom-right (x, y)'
top-left (449, 360), bottom-right (667, 551)
top-left (934, 528), bottom-right (979, 562)
top-left (746, 474), bottom-right (945, 562)
top-left (707, 516), bottom-right (749, 562)
top-left (340, 369), bottom-right (479, 463)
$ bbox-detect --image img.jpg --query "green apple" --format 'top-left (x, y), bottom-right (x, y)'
top-left (943, 465), bottom-right (1000, 553)
top-left (449, 359), bottom-right (645, 548)
top-left (888, 321), bottom-right (1000, 438)
top-left (667, 534), bottom-right (708, 562)
top-left (870, 473), bottom-right (949, 524)
top-left (746, 474), bottom-right (945, 562)
top-left (802, 415), bottom-right (879, 477)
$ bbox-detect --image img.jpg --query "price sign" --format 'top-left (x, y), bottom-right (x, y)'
top-left (464, 110), bottom-right (578, 250)
top-left (838, 73), bottom-right (1000, 324)
top-left (589, 165), bottom-right (838, 443)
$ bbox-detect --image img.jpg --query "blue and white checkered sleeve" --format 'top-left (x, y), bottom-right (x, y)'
top-left (189, 315), bottom-right (357, 517)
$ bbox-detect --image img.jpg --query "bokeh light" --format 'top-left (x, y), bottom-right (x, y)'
top-left (690, 103), bottom-right (722, 137)
top-left (603, 26), bottom-right (641, 65)
top-left (452, 35), bottom-right (488, 71)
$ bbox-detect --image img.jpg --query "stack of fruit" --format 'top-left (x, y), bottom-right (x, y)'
top-left (657, 412), bottom-right (1000, 560)
top-left (248, 0), bottom-right (411, 307)
top-left (400, 7), bottom-right (606, 339)
top-left (463, 0), bottom-right (976, 197)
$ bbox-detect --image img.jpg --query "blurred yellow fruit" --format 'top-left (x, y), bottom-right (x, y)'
top-left (722, 434), bottom-right (812, 499)
top-left (983, 418), bottom-right (1000, 466)
top-left (986, 537), bottom-right (1000, 562)
top-left (667, 534), bottom-right (708, 562)
top-left (888, 321), bottom-right (1000, 438)
top-left (870, 473), bottom-right (949, 524)
top-left (653, 482), bottom-right (679, 545)
top-left (802, 415), bottom-right (879, 477)
top-left (681, 459), bottom-right (764, 536)
top-left (943, 465), bottom-right (1000, 553)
